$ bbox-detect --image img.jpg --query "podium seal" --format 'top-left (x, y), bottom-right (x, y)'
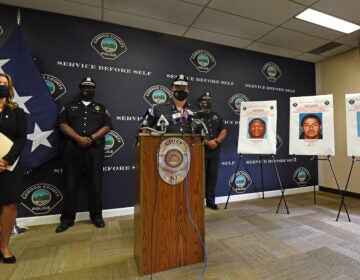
top-left (157, 137), bottom-right (190, 185)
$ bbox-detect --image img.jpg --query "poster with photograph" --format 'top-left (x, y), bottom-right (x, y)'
top-left (237, 100), bottom-right (277, 154)
top-left (345, 93), bottom-right (360, 156)
top-left (289, 94), bottom-right (334, 155)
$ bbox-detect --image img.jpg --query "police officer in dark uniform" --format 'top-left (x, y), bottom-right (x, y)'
top-left (198, 92), bottom-right (227, 210)
top-left (141, 74), bottom-right (198, 134)
top-left (55, 77), bottom-right (112, 233)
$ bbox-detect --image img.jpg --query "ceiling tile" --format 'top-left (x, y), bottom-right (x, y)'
top-left (295, 53), bottom-right (325, 62)
top-left (335, 30), bottom-right (360, 47)
top-left (0, 0), bottom-right (102, 20)
top-left (246, 41), bottom-right (303, 58)
top-left (313, 0), bottom-right (360, 25)
top-left (104, 9), bottom-right (187, 36)
top-left (185, 28), bottom-right (252, 48)
top-left (209, 0), bottom-right (305, 25)
top-left (68, 0), bottom-right (101, 6)
top-left (320, 45), bottom-right (354, 57)
top-left (104, 0), bottom-right (203, 25)
top-left (180, 0), bottom-right (209, 6)
top-left (259, 27), bottom-right (329, 52)
top-left (193, 8), bottom-right (274, 40)
top-left (283, 18), bottom-right (344, 41)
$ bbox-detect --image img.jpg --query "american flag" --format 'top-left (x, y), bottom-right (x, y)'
top-left (0, 27), bottom-right (58, 170)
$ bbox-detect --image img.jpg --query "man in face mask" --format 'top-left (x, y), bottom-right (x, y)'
top-left (79, 81), bottom-right (96, 102)
top-left (198, 92), bottom-right (227, 210)
top-left (55, 77), bottom-right (112, 233)
top-left (140, 74), bottom-right (198, 133)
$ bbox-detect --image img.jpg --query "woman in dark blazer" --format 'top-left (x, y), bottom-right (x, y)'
top-left (0, 73), bottom-right (27, 264)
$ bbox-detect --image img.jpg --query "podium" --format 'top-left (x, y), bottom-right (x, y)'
top-left (134, 134), bottom-right (205, 275)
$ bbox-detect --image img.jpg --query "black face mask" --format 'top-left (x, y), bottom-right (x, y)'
top-left (173, 90), bottom-right (188, 101)
top-left (80, 89), bottom-right (95, 101)
top-left (201, 101), bottom-right (211, 110)
top-left (0, 85), bottom-right (10, 99)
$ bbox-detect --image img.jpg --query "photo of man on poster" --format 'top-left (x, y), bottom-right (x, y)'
top-left (299, 113), bottom-right (323, 140)
top-left (247, 117), bottom-right (267, 139)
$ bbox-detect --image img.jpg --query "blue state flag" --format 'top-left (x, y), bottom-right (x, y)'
top-left (0, 27), bottom-right (58, 170)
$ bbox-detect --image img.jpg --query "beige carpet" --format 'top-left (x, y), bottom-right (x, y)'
top-left (2, 191), bottom-right (360, 279)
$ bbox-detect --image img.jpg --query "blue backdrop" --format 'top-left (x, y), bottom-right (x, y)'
top-left (0, 4), bottom-right (316, 218)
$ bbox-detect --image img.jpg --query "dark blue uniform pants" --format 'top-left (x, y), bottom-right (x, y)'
top-left (60, 143), bottom-right (104, 223)
top-left (205, 148), bottom-right (220, 206)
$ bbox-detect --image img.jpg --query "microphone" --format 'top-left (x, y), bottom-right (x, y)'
top-left (171, 112), bottom-right (182, 124)
top-left (140, 108), bottom-right (153, 127)
top-left (182, 108), bottom-right (196, 120)
top-left (156, 114), bottom-right (169, 132)
top-left (191, 119), bottom-right (209, 138)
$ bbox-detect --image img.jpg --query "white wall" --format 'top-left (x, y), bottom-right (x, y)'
top-left (317, 49), bottom-right (360, 193)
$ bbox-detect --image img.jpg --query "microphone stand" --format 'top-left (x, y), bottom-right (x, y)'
top-left (191, 123), bottom-right (195, 146)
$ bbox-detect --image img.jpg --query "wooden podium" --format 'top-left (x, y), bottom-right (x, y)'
top-left (134, 134), bottom-right (205, 275)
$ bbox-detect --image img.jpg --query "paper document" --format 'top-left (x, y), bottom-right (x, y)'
top-left (0, 132), bottom-right (17, 171)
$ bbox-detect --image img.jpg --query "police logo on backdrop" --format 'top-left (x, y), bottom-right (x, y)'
top-left (0, 26), bottom-right (3, 35)
top-left (21, 183), bottom-right (63, 215)
top-left (262, 62), bottom-right (281, 82)
top-left (104, 130), bottom-right (124, 157)
top-left (43, 74), bottom-right (66, 100)
top-left (91, 33), bottom-right (127, 60)
top-left (229, 171), bottom-right (252, 193)
top-left (228, 93), bottom-right (249, 115)
top-left (190, 50), bottom-right (216, 73)
top-left (143, 85), bottom-right (172, 106)
top-left (157, 137), bottom-right (190, 185)
top-left (293, 167), bottom-right (311, 186)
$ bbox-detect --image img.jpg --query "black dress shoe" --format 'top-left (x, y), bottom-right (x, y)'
top-left (0, 252), bottom-right (16, 263)
top-left (206, 204), bottom-right (219, 210)
top-left (91, 215), bottom-right (105, 228)
top-left (55, 222), bottom-right (74, 233)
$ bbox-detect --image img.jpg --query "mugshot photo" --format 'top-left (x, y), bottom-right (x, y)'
top-left (299, 113), bottom-right (323, 140)
top-left (247, 117), bottom-right (267, 139)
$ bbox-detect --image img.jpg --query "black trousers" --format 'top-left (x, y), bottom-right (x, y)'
top-left (60, 143), bottom-right (104, 223)
top-left (204, 148), bottom-right (220, 206)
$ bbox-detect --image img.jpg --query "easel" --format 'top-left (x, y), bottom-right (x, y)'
top-left (336, 155), bottom-right (358, 221)
top-left (225, 154), bottom-right (289, 214)
top-left (224, 154), bottom-right (262, 209)
top-left (317, 155), bottom-right (350, 221)
top-left (310, 156), bottom-right (318, 205)
top-left (273, 154), bottom-right (290, 214)
top-left (289, 155), bottom-right (317, 204)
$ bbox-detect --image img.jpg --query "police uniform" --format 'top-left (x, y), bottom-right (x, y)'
top-left (145, 101), bottom-right (199, 134)
top-left (198, 92), bottom-right (226, 208)
top-left (58, 94), bottom-right (112, 226)
top-left (141, 74), bottom-right (199, 134)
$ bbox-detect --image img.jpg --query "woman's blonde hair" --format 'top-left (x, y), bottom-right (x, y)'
top-left (0, 73), bottom-right (17, 109)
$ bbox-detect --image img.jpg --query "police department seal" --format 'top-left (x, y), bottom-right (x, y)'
top-left (157, 137), bottom-right (190, 185)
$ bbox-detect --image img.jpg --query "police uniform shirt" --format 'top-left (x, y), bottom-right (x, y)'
top-left (59, 100), bottom-right (112, 144)
top-left (200, 111), bottom-right (225, 148)
top-left (147, 101), bottom-right (198, 133)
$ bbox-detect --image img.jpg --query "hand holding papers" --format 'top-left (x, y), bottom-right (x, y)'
top-left (0, 132), bottom-right (18, 171)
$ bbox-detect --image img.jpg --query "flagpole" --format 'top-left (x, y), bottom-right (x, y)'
top-left (17, 8), bottom-right (21, 26)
